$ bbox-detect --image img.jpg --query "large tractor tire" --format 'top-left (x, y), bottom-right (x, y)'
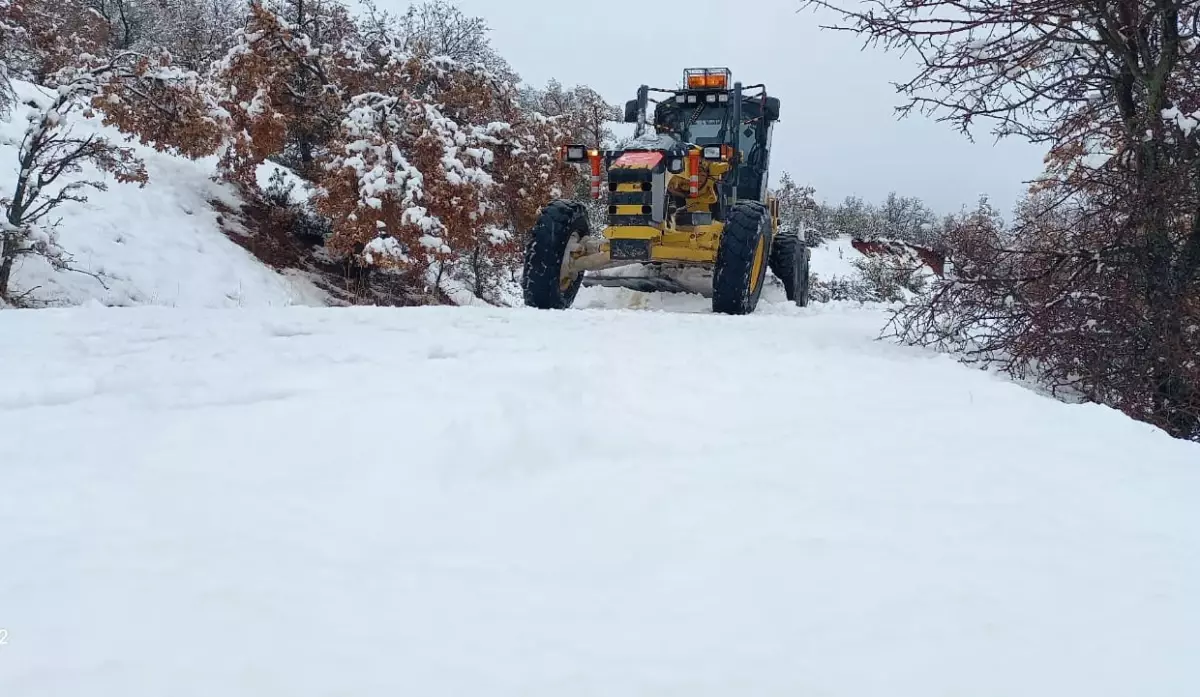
top-left (712, 202), bottom-right (771, 315)
top-left (522, 200), bottom-right (589, 310)
top-left (769, 233), bottom-right (812, 307)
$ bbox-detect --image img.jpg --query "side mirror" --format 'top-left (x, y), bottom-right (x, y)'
top-left (624, 99), bottom-right (641, 124)
top-left (764, 97), bottom-right (781, 122)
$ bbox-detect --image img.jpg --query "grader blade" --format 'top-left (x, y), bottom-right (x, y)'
top-left (581, 275), bottom-right (695, 295)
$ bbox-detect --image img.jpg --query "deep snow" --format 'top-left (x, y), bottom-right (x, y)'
top-left (1, 299), bottom-right (1198, 697)
top-left (0, 81), bottom-right (326, 308)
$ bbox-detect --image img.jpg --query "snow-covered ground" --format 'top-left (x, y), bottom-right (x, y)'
top-left (0, 90), bottom-right (1195, 693)
top-left (2, 299), bottom-right (1198, 696)
top-left (0, 81), bottom-right (326, 308)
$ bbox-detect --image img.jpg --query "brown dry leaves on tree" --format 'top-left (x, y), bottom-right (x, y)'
top-left (164, 0), bottom-right (598, 300)
top-left (209, 1), bottom-right (350, 183)
top-left (0, 0), bottom-right (597, 305)
top-left (0, 0), bottom-right (108, 83)
top-left (491, 102), bottom-right (578, 241)
top-left (315, 66), bottom-right (499, 268)
top-left (465, 89), bottom-right (579, 297)
top-left (315, 38), bottom-right (579, 294)
top-left (88, 53), bottom-right (227, 160)
top-left (811, 0), bottom-right (1200, 438)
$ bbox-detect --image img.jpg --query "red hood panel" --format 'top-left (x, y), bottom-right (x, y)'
top-left (611, 151), bottom-right (665, 169)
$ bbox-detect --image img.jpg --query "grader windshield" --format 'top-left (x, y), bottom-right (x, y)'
top-left (656, 102), bottom-right (764, 157)
top-left (652, 89), bottom-right (782, 201)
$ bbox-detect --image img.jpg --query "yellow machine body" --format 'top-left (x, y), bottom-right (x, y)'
top-left (565, 147), bottom-right (779, 280)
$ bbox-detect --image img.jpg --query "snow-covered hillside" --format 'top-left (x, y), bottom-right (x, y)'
top-left (1, 299), bottom-right (1197, 696)
top-left (0, 81), bottom-right (325, 308)
top-left (810, 234), bottom-right (866, 281)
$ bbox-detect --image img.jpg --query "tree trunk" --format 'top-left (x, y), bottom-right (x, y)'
top-left (0, 233), bottom-right (16, 300)
top-left (434, 261), bottom-right (446, 303)
top-left (471, 245), bottom-right (485, 299)
top-left (1155, 370), bottom-right (1197, 439)
top-left (298, 135), bottom-right (314, 175)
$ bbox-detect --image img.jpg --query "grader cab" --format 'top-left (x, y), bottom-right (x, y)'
top-left (521, 68), bottom-right (810, 315)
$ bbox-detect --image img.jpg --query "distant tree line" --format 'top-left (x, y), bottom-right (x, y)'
top-left (773, 172), bottom-right (971, 251)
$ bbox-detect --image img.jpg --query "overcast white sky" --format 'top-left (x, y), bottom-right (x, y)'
top-left (372, 0), bottom-right (1047, 215)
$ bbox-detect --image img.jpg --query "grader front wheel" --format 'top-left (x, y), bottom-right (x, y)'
top-left (522, 200), bottom-right (589, 310)
top-left (712, 202), bottom-right (770, 315)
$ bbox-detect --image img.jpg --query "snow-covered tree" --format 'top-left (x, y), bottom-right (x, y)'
top-left (83, 0), bottom-right (157, 51)
top-left (147, 0), bottom-right (247, 71)
top-left (879, 192), bottom-right (940, 249)
top-left (196, 0), bottom-right (594, 304)
top-left (517, 80), bottom-right (620, 234)
top-left (815, 0), bottom-right (1200, 439)
top-left (466, 90), bottom-right (579, 300)
top-left (209, 0), bottom-right (356, 181)
top-left (520, 79), bottom-right (620, 150)
top-left (315, 74), bottom-right (500, 273)
top-left (392, 0), bottom-right (514, 81)
top-left (774, 173), bottom-right (821, 245)
top-left (312, 43), bottom-right (575, 300)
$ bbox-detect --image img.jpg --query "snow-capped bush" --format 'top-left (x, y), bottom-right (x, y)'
top-left (204, 1), bottom-right (584, 303)
top-left (261, 166), bottom-right (331, 245)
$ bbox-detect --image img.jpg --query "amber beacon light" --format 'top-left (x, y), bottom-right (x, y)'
top-left (684, 67), bottom-right (731, 90)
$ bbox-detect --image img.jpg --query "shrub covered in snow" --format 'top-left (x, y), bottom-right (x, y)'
top-left (260, 167), bottom-right (331, 245)
top-left (0, 0), bottom-right (617, 307)
top-left (204, 1), bottom-right (587, 304)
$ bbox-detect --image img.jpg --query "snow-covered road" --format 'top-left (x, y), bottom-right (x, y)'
top-left (1, 299), bottom-right (1198, 696)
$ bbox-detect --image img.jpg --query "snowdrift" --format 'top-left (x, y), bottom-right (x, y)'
top-left (1, 302), bottom-right (1197, 696)
top-left (0, 80), bottom-right (325, 308)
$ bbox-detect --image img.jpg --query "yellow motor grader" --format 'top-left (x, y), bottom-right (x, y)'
top-left (521, 67), bottom-right (810, 315)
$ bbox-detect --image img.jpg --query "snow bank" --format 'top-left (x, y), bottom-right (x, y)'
top-left (0, 81), bottom-right (326, 307)
top-left (1, 304), bottom-right (1197, 696)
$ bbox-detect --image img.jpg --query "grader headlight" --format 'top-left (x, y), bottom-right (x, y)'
top-left (702, 145), bottom-right (733, 162)
top-left (562, 145), bottom-right (588, 163)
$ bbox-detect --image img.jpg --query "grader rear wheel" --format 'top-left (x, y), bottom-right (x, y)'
top-left (769, 233), bottom-right (812, 307)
